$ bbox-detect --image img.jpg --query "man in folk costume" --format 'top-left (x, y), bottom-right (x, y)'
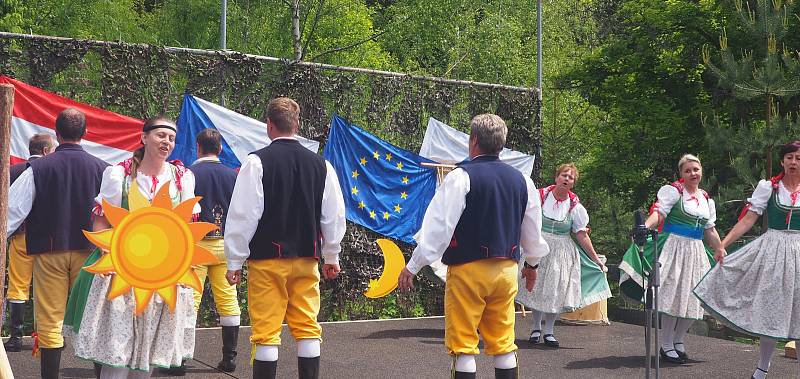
top-left (4, 134), bottom-right (56, 353)
top-left (225, 97), bottom-right (346, 379)
top-left (165, 129), bottom-right (242, 375)
top-left (5, 108), bottom-right (108, 378)
top-left (398, 114), bottom-right (550, 379)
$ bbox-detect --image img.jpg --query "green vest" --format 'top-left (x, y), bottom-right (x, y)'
top-left (766, 191), bottom-right (800, 231)
top-left (662, 196), bottom-right (709, 240)
top-left (541, 205), bottom-right (573, 235)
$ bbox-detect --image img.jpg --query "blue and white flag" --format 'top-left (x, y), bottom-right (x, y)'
top-left (171, 94), bottom-right (320, 168)
top-left (324, 115), bottom-right (438, 245)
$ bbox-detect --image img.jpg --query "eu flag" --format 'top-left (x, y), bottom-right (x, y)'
top-left (324, 115), bottom-right (437, 244)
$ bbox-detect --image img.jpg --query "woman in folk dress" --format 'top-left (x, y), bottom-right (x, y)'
top-left (694, 141), bottom-right (800, 379)
top-left (516, 163), bottom-right (611, 348)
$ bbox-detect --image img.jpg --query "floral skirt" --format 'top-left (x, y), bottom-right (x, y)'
top-left (694, 229), bottom-right (800, 340)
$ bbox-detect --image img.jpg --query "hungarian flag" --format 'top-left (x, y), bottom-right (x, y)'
top-left (0, 76), bottom-right (143, 165)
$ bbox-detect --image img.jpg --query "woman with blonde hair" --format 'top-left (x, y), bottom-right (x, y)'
top-left (65, 116), bottom-right (200, 378)
top-left (619, 154), bottom-right (724, 364)
top-left (695, 141), bottom-right (800, 379)
top-left (517, 163), bottom-right (611, 348)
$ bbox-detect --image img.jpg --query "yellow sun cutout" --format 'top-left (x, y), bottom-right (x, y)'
top-left (82, 181), bottom-right (219, 315)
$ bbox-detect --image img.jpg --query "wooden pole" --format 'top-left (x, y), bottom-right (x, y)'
top-left (0, 83), bottom-right (14, 378)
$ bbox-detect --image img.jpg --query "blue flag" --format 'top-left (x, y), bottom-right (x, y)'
top-left (324, 115), bottom-right (438, 244)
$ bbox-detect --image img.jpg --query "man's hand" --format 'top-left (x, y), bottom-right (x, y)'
top-left (226, 269), bottom-right (242, 285)
top-left (521, 267), bottom-right (538, 292)
top-left (398, 267), bottom-right (415, 291)
top-left (322, 264), bottom-right (341, 280)
top-left (713, 248), bottom-right (727, 264)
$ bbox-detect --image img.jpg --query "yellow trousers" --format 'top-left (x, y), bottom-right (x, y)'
top-left (445, 259), bottom-right (518, 356)
top-left (6, 233), bottom-right (33, 301)
top-left (192, 239), bottom-right (240, 317)
top-left (248, 258), bottom-right (321, 346)
top-left (33, 249), bottom-right (90, 348)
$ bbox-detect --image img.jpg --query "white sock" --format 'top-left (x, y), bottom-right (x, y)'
top-left (220, 315), bottom-right (240, 327)
top-left (255, 345), bottom-right (279, 362)
top-left (753, 337), bottom-right (776, 379)
top-left (543, 312), bottom-right (558, 336)
top-left (100, 366), bottom-right (130, 379)
top-left (659, 315), bottom-right (678, 358)
top-left (673, 318), bottom-right (693, 353)
top-left (454, 354), bottom-right (476, 373)
top-left (493, 352), bottom-right (517, 369)
top-left (531, 310), bottom-right (543, 333)
top-left (8, 299), bottom-right (24, 304)
top-left (297, 339), bottom-right (320, 358)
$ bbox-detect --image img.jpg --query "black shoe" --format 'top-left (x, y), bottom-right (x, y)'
top-left (4, 302), bottom-right (24, 352)
top-left (453, 371), bottom-right (476, 379)
top-left (543, 334), bottom-right (559, 348)
top-left (217, 325), bottom-right (239, 372)
top-left (94, 363), bottom-right (102, 378)
top-left (162, 360), bottom-right (187, 376)
top-left (673, 342), bottom-right (688, 360)
top-left (659, 348), bottom-right (685, 364)
top-left (40, 347), bottom-right (63, 379)
top-left (253, 359), bottom-right (277, 379)
top-left (298, 356), bottom-right (320, 379)
top-left (528, 330), bottom-right (541, 344)
top-left (494, 367), bottom-right (518, 379)
top-left (751, 366), bottom-right (768, 379)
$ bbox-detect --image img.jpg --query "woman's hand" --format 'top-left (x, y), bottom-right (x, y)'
top-left (713, 248), bottom-right (727, 264)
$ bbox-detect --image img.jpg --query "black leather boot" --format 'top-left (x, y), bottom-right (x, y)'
top-left (3, 302), bottom-right (24, 352)
top-left (253, 359), bottom-right (277, 379)
top-left (495, 367), bottom-right (519, 379)
top-left (298, 356), bottom-right (319, 379)
top-left (93, 363), bottom-right (102, 378)
top-left (40, 347), bottom-right (62, 379)
top-left (217, 325), bottom-right (239, 372)
top-left (453, 371), bottom-right (476, 379)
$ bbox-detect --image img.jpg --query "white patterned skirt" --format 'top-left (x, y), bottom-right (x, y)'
top-left (516, 233), bottom-right (582, 314)
top-left (656, 234), bottom-right (710, 320)
top-left (70, 274), bottom-right (196, 371)
top-left (694, 229), bottom-right (800, 340)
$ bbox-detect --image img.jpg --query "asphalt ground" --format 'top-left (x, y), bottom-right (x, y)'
top-left (6, 314), bottom-right (799, 378)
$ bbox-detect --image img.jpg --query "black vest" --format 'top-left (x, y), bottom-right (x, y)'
top-left (248, 139), bottom-right (327, 260)
top-left (26, 144), bottom-right (108, 255)
top-left (441, 156), bottom-right (528, 265)
top-left (191, 159), bottom-right (237, 237)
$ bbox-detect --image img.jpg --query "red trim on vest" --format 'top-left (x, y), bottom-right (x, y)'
top-left (539, 185), bottom-right (580, 211)
top-left (272, 242), bottom-right (283, 258)
top-left (738, 203), bottom-right (752, 221)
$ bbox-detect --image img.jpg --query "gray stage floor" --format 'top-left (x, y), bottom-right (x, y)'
top-left (6, 315), bottom-right (799, 378)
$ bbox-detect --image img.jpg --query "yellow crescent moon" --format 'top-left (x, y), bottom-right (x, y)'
top-left (364, 239), bottom-right (406, 298)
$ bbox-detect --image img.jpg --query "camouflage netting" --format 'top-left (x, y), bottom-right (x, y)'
top-left (0, 33), bottom-right (541, 324)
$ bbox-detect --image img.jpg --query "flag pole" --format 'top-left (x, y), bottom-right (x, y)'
top-left (0, 83), bottom-right (15, 378)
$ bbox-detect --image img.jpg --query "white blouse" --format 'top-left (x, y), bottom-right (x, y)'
top-left (541, 192), bottom-right (589, 233)
top-left (94, 164), bottom-right (199, 213)
top-left (747, 179), bottom-right (800, 215)
top-left (654, 185), bottom-right (716, 229)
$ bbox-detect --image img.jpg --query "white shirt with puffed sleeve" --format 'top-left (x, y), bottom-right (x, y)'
top-left (747, 179), bottom-right (800, 215)
top-left (94, 164), bottom-right (200, 212)
top-left (541, 192), bottom-right (590, 233)
top-left (654, 184), bottom-right (716, 229)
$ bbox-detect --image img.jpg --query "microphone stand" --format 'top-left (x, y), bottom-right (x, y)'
top-left (638, 229), bottom-right (660, 379)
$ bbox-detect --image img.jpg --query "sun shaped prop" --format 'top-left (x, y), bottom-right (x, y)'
top-left (83, 181), bottom-right (219, 315)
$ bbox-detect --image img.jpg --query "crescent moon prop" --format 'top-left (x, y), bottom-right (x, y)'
top-left (363, 239), bottom-right (406, 298)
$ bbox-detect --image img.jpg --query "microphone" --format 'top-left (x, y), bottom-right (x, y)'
top-left (632, 210), bottom-right (649, 247)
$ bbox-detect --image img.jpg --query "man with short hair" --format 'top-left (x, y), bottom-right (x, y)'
top-left (4, 133), bottom-right (56, 353)
top-left (225, 97), bottom-right (346, 379)
top-left (398, 114), bottom-right (550, 379)
top-left (165, 128), bottom-right (242, 376)
top-left (6, 108), bottom-right (108, 378)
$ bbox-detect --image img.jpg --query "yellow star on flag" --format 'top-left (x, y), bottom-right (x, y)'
top-left (383, 211), bottom-right (390, 220)
top-left (394, 204), bottom-right (402, 213)
top-left (402, 176), bottom-right (409, 184)
top-left (396, 162), bottom-right (403, 170)
top-left (385, 153), bottom-right (393, 161)
top-left (358, 201), bottom-right (366, 209)
top-left (369, 210), bottom-right (377, 219)
top-left (360, 157), bottom-right (367, 166)
top-left (400, 191), bottom-right (408, 199)
top-left (373, 150), bottom-right (380, 159)
top-left (352, 170), bottom-right (359, 179)
top-left (351, 186), bottom-right (359, 195)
